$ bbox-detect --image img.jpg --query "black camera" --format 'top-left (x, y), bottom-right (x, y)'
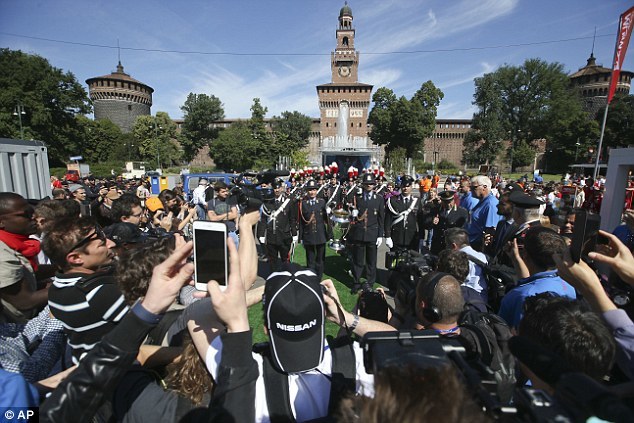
top-left (229, 170), bottom-right (288, 212)
top-left (385, 249), bottom-right (434, 319)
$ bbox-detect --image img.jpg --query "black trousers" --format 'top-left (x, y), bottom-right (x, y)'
top-left (266, 239), bottom-right (291, 272)
top-left (351, 241), bottom-right (377, 286)
top-left (304, 243), bottom-right (326, 280)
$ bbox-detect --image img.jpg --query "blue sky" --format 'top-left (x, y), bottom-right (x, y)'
top-left (1, 0), bottom-right (633, 120)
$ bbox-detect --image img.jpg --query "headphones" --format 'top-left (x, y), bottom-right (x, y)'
top-left (421, 272), bottom-right (450, 323)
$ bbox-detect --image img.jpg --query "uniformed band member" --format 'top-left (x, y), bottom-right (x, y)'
top-left (347, 173), bottom-right (385, 293)
top-left (384, 175), bottom-right (421, 251)
top-left (257, 179), bottom-right (297, 271)
top-left (324, 174), bottom-right (342, 208)
top-left (427, 190), bottom-right (469, 255)
top-left (298, 179), bottom-right (331, 280)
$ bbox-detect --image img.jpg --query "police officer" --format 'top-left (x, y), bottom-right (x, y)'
top-left (347, 173), bottom-right (385, 293)
top-left (384, 175), bottom-right (421, 251)
top-left (298, 179), bottom-right (331, 280)
top-left (427, 190), bottom-right (469, 255)
top-left (257, 179), bottom-right (297, 271)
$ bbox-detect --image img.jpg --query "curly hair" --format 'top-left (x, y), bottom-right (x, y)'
top-left (436, 250), bottom-right (470, 283)
top-left (115, 236), bottom-right (176, 304)
top-left (165, 335), bottom-right (213, 406)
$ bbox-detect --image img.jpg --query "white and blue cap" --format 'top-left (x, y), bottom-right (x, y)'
top-left (263, 264), bottom-right (325, 373)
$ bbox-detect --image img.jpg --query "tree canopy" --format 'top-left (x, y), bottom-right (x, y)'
top-left (180, 93), bottom-right (225, 162)
top-left (271, 110), bottom-right (313, 152)
top-left (131, 112), bottom-right (181, 170)
top-left (368, 81), bottom-right (443, 158)
top-left (596, 94), bottom-right (634, 150)
top-left (464, 58), bottom-right (598, 171)
top-left (0, 48), bottom-right (91, 164)
top-left (209, 98), bottom-right (277, 171)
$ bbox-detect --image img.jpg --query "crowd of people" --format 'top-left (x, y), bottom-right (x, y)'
top-left (1, 165), bottom-right (633, 422)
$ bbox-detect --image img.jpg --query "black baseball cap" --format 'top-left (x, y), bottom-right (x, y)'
top-left (509, 190), bottom-right (543, 209)
top-left (104, 222), bottom-right (148, 246)
top-left (264, 264), bottom-right (325, 373)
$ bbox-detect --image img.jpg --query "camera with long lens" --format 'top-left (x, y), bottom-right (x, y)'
top-left (361, 331), bottom-right (633, 422)
top-left (385, 249), bottom-right (435, 318)
top-left (229, 170), bottom-right (289, 212)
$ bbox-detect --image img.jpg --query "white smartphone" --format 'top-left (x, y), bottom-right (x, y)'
top-left (192, 221), bottom-right (228, 291)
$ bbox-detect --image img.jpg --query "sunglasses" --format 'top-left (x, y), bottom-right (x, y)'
top-left (66, 225), bottom-right (107, 256)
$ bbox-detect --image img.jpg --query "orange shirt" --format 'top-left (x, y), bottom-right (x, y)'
top-left (419, 178), bottom-right (432, 193)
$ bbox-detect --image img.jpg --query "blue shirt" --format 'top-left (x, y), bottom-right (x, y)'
top-left (499, 271), bottom-right (577, 328)
top-left (460, 192), bottom-right (479, 213)
top-left (467, 193), bottom-right (501, 244)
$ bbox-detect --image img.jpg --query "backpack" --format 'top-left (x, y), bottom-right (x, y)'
top-left (457, 309), bottom-right (516, 403)
top-left (467, 255), bottom-right (516, 312)
top-left (254, 335), bottom-right (356, 422)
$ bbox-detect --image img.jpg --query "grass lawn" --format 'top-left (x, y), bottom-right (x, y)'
top-left (505, 173), bottom-right (562, 182)
top-left (247, 244), bottom-right (364, 343)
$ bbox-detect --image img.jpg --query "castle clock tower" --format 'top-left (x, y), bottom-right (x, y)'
top-left (332, 3), bottom-right (359, 83)
top-left (314, 3), bottom-right (377, 169)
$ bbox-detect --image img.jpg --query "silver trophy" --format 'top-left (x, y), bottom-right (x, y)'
top-left (328, 208), bottom-right (351, 252)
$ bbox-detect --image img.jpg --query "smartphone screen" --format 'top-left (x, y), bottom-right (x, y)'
top-left (194, 223), bottom-right (227, 290)
top-left (570, 210), bottom-right (601, 263)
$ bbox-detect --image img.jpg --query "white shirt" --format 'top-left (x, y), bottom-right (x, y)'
top-left (206, 336), bottom-right (374, 422)
top-left (192, 184), bottom-right (209, 206)
top-left (460, 245), bottom-right (488, 294)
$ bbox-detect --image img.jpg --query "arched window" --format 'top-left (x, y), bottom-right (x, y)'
top-left (342, 36), bottom-right (349, 46)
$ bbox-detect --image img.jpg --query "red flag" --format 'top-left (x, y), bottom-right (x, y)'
top-left (607, 6), bottom-right (634, 104)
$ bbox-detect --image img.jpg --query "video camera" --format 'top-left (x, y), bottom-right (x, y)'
top-left (385, 249), bottom-right (435, 319)
top-left (362, 331), bottom-right (633, 422)
top-left (229, 170), bottom-right (289, 212)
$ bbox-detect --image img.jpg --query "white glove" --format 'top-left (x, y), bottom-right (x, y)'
top-left (376, 237), bottom-right (383, 247)
top-left (293, 236), bottom-right (299, 243)
top-left (385, 237), bottom-right (393, 249)
top-left (351, 209), bottom-right (359, 218)
top-left (325, 206), bottom-right (332, 215)
top-left (258, 237), bottom-right (266, 244)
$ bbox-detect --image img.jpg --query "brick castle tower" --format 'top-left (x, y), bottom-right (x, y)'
top-left (86, 62), bottom-right (153, 133)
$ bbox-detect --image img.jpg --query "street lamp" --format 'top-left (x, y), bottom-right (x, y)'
top-left (13, 104), bottom-right (26, 139)
top-left (575, 140), bottom-right (581, 162)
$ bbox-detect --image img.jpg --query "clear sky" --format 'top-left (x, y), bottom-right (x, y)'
top-left (1, 0), bottom-right (633, 121)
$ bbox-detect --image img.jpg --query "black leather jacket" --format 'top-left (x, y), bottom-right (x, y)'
top-left (40, 307), bottom-right (258, 423)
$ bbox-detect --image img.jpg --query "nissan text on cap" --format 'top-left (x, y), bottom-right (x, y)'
top-left (264, 265), bottom-right (325, 373)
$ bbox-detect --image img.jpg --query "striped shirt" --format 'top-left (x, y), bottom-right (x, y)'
top-left (48, 268), bottom-right (129, 364)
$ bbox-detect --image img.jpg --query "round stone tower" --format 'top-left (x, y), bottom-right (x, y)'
top-left (86, 62), bottom-right (153, 133)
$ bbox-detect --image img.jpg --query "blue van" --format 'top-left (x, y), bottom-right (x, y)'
top-left (182, 173), bottom-right (234, 201)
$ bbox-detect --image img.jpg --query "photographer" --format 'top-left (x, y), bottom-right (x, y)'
top-left (553, 230), bottom-right (634, 380)
top-left (498, 227), bottom-right (576, 329)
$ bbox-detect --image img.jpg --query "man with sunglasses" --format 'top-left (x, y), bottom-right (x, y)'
top-left (467, 175), bottom-right (502, 251)
top-left (0, 193), bottom-right (50, 323)
top-left (43, 217), bottom-right (129, 363)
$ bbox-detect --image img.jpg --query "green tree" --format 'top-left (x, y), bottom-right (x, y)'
top-left (462, 73), bottom-right (506, 166)
top-left (248, 98), bottom-right (276, 168)
top-left (271, 110), bottom-right (312, 152)
top-left (466, 58), bottom-right (597, 171)
top-left (0, 48), bottom-right (91, 164)
top-left (596, 94), bottom-right (634, 149)
top-left (368, 81), bottom-right (443, 157)
top-left (180, 93), bottom-right (225, 162)
top-left (209, 121), bottom-right (259, 171)
top-left (368, 87), bottom-right (398, 148)
top-left (131, 112), bottom-right (181, 169)
top-left (74, 116), bottom-right (126, 163)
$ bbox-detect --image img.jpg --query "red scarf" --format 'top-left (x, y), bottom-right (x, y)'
top-left (0, 230), bottom-right (40, 271)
